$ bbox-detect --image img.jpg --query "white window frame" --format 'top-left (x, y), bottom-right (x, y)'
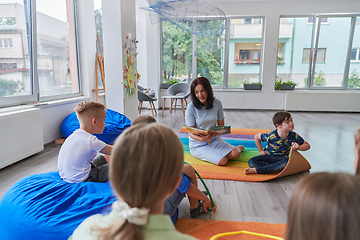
top-left (0, 0), bottom-right (81, 108)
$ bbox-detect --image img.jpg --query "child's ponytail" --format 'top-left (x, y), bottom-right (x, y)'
top-left (95, 123), bottom-right (184, 240)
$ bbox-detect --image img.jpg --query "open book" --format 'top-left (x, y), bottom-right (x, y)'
top-left (186, 126), bottom-right (231, 136)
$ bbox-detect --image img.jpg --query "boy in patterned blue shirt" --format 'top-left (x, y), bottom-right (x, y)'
top-left (244, 111), bottom-right (310, 175)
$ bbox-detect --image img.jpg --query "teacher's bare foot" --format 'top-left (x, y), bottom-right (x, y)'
top-left (237, 145), bottom-right (245, 152)
top-left (244, 167), bottom-right (257, 175)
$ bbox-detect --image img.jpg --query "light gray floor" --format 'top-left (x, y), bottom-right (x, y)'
top-left (0, 108), bottom-right (359, 224)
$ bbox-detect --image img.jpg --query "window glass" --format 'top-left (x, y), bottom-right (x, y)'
top-left (229, 17), bottom-right (263, 88)
top-left (162, 21), bottom-right (193, 87)
top-left (36, 0), bottom-right (79, 97)
top-left (277, 17), bottom-right (314, 88)
top-left (348, 16), bottom-right (360, 89)
top-left (196, 20), bottom-right (225, 86)
top-left (161, 21), bottom-right (192, 86)
top-left (0, 4), bottom-right (31, 98)
top-left (313, 17), bottom-right (352, 88)
top-left (94, 0), bottom-right (104, 93)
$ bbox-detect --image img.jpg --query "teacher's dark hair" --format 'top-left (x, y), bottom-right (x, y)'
top-left (190, 77), bottom-right (215, 110)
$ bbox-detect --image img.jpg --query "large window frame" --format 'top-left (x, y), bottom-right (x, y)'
top-left (160, 16), bottom-right (265, 89)
top-left (0, 0), bottom-right (81, 108)
top-left (161, 14), bottom-right (359, 91)
top-left (310, 15), bottom-right (357, 90)
top-left (278, 14), bottom-right (359, 90)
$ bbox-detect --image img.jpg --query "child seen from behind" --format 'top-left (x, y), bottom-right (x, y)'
top-left (70, 123), bottom-right (197, 240)
top-left (58, 101), bottom-right (112, 183)
top-left (285, 172), bottom-right (360, 240)
top-left (131, 115), bottom-right (217, 221)
top-left (245, 111), bottom-right (310, 175)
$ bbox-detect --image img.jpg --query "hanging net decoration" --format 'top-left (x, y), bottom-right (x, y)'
top-left (140, 0), bottom-right (226, 38)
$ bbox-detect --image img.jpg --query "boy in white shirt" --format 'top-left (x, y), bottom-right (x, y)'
top-left (58, 101), bottom-right (112, 183)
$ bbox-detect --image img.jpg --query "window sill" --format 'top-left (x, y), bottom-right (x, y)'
top-left (0, 96), bottom-right (90, 114)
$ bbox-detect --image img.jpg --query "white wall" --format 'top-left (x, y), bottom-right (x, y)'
top-left (136, 0), bottom-right (161, 109)
top-left (140, 0), bottom-right (360, 111)
top-left (40, 97), bottom-right (90, 143)
top-left (103, 0), bottom-right (139, 121)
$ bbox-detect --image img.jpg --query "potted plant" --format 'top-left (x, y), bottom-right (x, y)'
top-left (243, 80), bottom-right (262, 90)
top-left (161, 78), bottom-right (180, 89)
top-left (277, 56), bottom-right (285, 65)
top-left (275, 76), bottom-right (297, 90)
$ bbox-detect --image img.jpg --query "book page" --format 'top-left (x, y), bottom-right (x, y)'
top-left (185, 126), bottom-right (210, 135)
top-left (209, 126), bottom-right (231, 135)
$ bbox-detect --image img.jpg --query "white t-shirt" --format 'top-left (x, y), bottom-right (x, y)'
top-left (58, 129), bottom-right (106, 183)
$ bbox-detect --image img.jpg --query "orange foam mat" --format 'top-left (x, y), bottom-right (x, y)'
top-left (175, 218), bottom-right (286, 240)
top-left (179, 127), bottom-right (311, 182)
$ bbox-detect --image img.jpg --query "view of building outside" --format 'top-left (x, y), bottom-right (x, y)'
top-left (228, 17), bottom-right (263, 88)
top-left (162, 15), bottom-right (360, 89)
top-left (0, 4), bottom-right (31, 97)
top-left (277, 16), bottom-right (360, 89)
top-left (348, 16), bottom-right (360, 89)
top-left (312, 17), bottom-right (351, 88)
top-left (0, 1), bottom-right (79, 99)
top-left (277, 17), bottom-right (314, 88)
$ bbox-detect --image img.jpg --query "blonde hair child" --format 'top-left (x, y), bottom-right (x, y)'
top-left (58, 100), bottom-right (112, 183)
top-left (285, 172), bottom-right (360, 240)
top-left (354, 128), bottom-right (360, 176)
top-left (131, 115), bottom-right (156, 126)
top-left (70, 123), bottom-right (196, 240)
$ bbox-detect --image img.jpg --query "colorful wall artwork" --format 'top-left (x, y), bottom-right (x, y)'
top-left (122, 33), bottom-right (140, 98)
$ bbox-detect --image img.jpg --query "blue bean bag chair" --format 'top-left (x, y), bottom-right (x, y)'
top-left (61, 109), bottom-right (132, 144)
top-left (0, 172), bottom-right (116, 240)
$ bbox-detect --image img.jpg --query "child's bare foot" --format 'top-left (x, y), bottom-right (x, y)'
top-left (237, 145), bottom-right (245, 152)
top-left (244, 167), bottom-right (257, 175)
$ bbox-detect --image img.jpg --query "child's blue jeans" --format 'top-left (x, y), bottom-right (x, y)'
top-left (248, 155), bottom-right (289, 174)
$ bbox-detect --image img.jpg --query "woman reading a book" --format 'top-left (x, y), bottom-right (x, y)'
top-left (185, 77), bottom-right (245, 165)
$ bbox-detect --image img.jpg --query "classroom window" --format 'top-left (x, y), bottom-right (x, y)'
top-left (94, 0), bottom-right (104, 92)
top-left (196, 19), bottom-right (225, 86)
top-left (0, 1), bottom-right (80, 106)
top-left (348, 17), bottom-right (360, 89)
top-left (161, 21), bottom-right (193, 86)
top-left (312, 16), bottom-right (352, 88)
top-left (229, 17), bottom-right (264, 88)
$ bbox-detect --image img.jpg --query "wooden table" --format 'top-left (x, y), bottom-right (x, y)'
top-left (161, 95), bottom-right (188, 117)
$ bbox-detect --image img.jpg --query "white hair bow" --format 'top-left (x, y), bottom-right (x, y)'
top-left (112, 201), bottom-right (149, 225)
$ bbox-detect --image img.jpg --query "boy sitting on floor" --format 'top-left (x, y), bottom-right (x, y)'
top-left (245, 111), bottom-right (310, 175)
top-left (58, 101), bottom-right (112, 183)
top-left (131, 115), bottom-right (217, 221)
